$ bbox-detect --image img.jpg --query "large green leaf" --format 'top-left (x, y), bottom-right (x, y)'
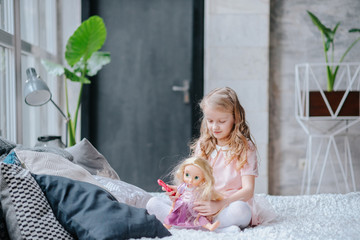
top-left (307, 11), bottom-right (338, 43)
top-left (41, 59), bottom-right (65, 76)
top-left (65, 16), bottom-right (107, 67)
top-left (64, 68), bottom-right (91, 84)
top-left (307, 11), bottom-right (328, 33)
top-left (71, 51), bottom-right (111, 77)
top-left (87, 51), bottom-right (111, 76)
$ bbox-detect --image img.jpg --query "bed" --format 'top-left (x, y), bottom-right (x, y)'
top-left (151, 192), bottom-right (360, 240)
top-left (1, 137), bottom-right (359, 240)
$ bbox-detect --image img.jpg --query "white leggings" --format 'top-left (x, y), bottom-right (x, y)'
top-left (146, 196), bottom-right (252, 229)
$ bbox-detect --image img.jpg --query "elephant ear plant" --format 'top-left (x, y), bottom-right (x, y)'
top-left (307, 10), bottom-right (360, 91)
top-left (42, 15), bottom-right (111, 146)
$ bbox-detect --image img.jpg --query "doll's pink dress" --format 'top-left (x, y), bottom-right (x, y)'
top-left (163, 183), bottom-right (211, 228)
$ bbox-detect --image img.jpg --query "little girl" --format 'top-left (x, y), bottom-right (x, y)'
top-left (147, 87), bottom-right (275, 232)
top-left (163, 157), bottom-right (222, 231)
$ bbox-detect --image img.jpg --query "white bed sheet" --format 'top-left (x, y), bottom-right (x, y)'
top-left (135, 192), bottom-right (360, 240)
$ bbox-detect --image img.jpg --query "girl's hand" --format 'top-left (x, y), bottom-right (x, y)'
top-left (193, 199), bottom-right (227, 217)
top-left (163, 185), bottom-right (178, 201)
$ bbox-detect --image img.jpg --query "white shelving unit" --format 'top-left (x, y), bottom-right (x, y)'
top-left (295, 63), bottom-right (360, 194)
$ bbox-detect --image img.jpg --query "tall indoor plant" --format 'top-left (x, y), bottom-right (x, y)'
top-left (307, 10), bottom-right (360, 91)
top-left (42, 15), bottom-right (111, 146)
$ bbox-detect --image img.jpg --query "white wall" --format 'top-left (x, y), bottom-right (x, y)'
top-left (204, 0), bottom-right (270, 193)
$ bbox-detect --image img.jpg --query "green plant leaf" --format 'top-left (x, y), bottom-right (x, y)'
top-left (326, 22), bottom-right (340, 42)
top-left (332, 22), bottom-right (340, 35)
top-left (349, 28), bottom-right (360, 33)
top-left (65, 15), bottom-right (107, 67)
top-left (325, 39), bottom-right (331, 51)
top-left (41, 59), bottom-right (65, 76)
top-left (64, 68), bottom-right (91, 84)
top-left (70, 52), bottom-right (111, 76)
top-left (307, 10), bottom-right (337, 44)
top-left (87, 51), bottom-right (111, 76)
top-left (307, 11), bottom-right (328, 34)
top-left (72, 60), bottom-right (85, 74)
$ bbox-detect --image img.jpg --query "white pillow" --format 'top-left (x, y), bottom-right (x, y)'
top-left (14, 149), bottom-right (106, 190)
top-left (93, 175), bottom-right (152, 209)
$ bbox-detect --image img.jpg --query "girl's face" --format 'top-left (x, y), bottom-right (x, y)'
top-left (204, 106), bottom-right (234, 146)
top-left (183, 164), bottom-right (204, 188)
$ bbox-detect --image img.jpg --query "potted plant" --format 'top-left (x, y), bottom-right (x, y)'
top-left (42, 15), bottom-right (111, 146)
top-left (305, 11), bottom-right (360, 117)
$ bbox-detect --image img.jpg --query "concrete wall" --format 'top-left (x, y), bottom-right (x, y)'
top-left (205, 0), bottom-right (360, 195)
top-left (269, 0), bottom-right (360, 195)
top-left (204, 0), bottom-right (270, 194)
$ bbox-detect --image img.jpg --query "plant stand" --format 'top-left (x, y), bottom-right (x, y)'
top-left (295, 63), bottom-right (360, 194)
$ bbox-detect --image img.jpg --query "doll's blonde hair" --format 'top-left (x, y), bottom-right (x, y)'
top-left (173, 156), bottom-right (222, 201)
top-left (191, 87), bottom-right (256, 171)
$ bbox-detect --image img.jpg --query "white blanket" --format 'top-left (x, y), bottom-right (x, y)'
top-left (135, 192), bottom-right (360, 240)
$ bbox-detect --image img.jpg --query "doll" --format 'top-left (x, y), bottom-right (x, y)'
top-left (162, 157), bottom-right (222, 231)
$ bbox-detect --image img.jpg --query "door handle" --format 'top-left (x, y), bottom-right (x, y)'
top-left (172, 80), bottom-right (190, 103)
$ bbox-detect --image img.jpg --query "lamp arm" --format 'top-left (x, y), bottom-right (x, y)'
top-left (50, 99), bottom-right (68, 120)
top-left (50, 99), bottom-right (69, 147)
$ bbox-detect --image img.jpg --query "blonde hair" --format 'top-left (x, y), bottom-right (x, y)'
top-left (191, 87), bottom-right (256, 170)
top-left (172, 156), bottom-right (222, 201)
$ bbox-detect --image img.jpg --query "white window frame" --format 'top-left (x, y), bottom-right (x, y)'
top-left (0, 0), bottom-right (68, 145)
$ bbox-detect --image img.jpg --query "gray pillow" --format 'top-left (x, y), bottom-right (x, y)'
top-left (0, 203), bottom-right (10, 240)
top-left (65, 138), bottom-right (120, 180)
top-left (0, 135), bottom-right (74, 162)
top-left (15, 145), bottom-right (74, 161)
top-left (0, 168), bottom-right (21, 240)
top-left (14, 149), bottom-right (106, 190)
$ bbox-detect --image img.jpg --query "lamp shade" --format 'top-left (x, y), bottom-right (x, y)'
top-left (24, 68), bottom-right (52, 106)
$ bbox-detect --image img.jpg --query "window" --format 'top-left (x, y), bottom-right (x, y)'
top-left (0, 0), bottom-right (15, 140)
top-left (0, 0), bottom-right (73, 146)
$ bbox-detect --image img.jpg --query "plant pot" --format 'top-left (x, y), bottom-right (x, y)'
top-left (309, 91), bottom-right (360, 116)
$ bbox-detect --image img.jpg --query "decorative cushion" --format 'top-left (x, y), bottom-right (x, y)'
top-left (0, 163), bottom-right (73, 239)
top-left (3, 151), bottom-right (22, 166)
top-left (65, 138), bottom-right (120, 180)
top-left (0, 203), bottom-right (10, 240)
top-left (0, 137), bottom-right (16, 161)
top-left (14, 149), bottom-right (105, 189)
top-left (94, 175), bottom-right (152, 209)
top-left (0, 136), bottom-right (73, 162)
top-left (32, 173), bottom-right (172, 240)
top-left (0, 167), bottom-right (22, 240)
top-left (15, 145), bottom-right (74, 161)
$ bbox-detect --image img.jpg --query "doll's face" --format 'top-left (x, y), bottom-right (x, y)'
top-left (183, 164), bottom-right (204, 188)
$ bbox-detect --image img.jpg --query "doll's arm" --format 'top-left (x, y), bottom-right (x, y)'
top-left (169, 191), bottom-right (181, 213)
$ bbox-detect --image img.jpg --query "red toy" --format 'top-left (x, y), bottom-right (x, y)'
top-left (157, 179), bottom-right (176, 196)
